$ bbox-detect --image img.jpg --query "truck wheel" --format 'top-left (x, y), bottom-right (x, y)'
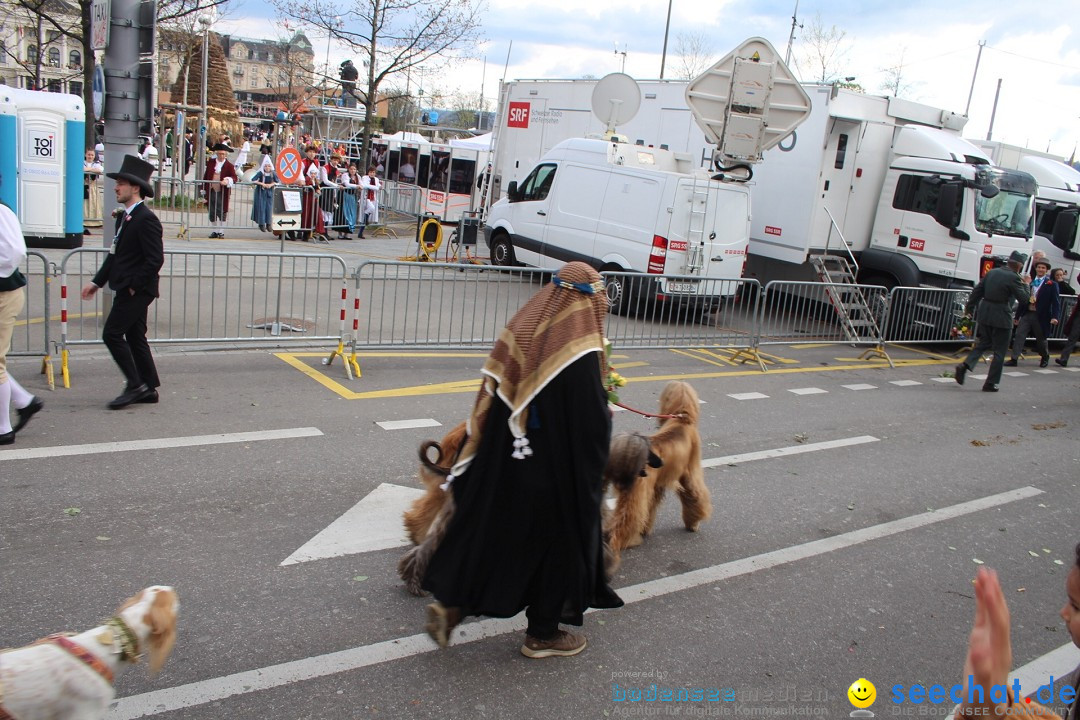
top-left (490, 233), bottom-right (516, 267)
top-left (602, 266), bottom-right (635, 316)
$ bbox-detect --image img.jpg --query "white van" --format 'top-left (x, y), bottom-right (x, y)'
top-left (483, 137), bottom-right (750, 312)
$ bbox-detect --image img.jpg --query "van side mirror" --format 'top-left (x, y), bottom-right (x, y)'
top-left (506, 180), bottom-right (519, 201)
top-left (934, 182), bottom-right (962, 228)
top-left (1055, 210), bottom-right (1080, 260)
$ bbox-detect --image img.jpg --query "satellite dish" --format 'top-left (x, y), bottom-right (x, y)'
top-left (591, 73), bottom-right (641, 135)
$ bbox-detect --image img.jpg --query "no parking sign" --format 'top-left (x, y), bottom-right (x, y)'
top-left (276, 147), bottom-right (302, 184)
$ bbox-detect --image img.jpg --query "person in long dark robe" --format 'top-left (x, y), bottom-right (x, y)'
top-left (250, 158), bottom-right (277, 232)
top-left (422, 261), bottom-right (623, 658)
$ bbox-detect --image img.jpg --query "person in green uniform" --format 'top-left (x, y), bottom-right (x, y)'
top-left (955, 250), bottom-right (1031, 392)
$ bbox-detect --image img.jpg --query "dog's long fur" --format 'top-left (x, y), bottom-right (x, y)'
top-left (605, 381), bottom-right (711, 571)
top-left (0, 586), bottom-right (179, 720)
top-left (398, 427), bottom-right (662, 594)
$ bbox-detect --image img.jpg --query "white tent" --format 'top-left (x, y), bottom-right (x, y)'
top-left (449, 132), bottom-right (493, 151)
top-left (382, 131), bottom-right (429, 144)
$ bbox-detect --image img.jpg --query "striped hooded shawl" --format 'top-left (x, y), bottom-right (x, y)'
top-left (448, 261), bottom-right (609, 481)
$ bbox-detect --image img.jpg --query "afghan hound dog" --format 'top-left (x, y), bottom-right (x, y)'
top-left (398, 427), bottom-right (662, 594)
top-left (402, 421), bottom-right (468, 546)
top-left (604, 380), bottom-right (711, 571)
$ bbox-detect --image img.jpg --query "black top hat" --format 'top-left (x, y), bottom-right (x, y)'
top-left (106, 154), bottom-right (155, 198)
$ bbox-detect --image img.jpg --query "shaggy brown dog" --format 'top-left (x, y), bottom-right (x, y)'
top-left (605, 381), bottom-right (711, 570)
top-left (398, 428), bottom-right (662, 595)
top-left (402, 420), bottom-right (467, 546)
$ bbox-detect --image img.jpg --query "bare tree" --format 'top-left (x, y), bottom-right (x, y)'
top-left (671, 31), bottom-right (714, 81)
top-left (2, 0), bottom-right (229, 147)
top-left (879, 47), bottom-right (919, 99)
top-left (272, 0), bottom-right (484, 165)
top-left (792, 13), bottom-right (851, 84)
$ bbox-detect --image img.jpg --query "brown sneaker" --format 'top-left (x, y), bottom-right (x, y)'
top-left (520, 630), bottom-right (587, 658)
top-left (426, 603), bottom-right (462, 648)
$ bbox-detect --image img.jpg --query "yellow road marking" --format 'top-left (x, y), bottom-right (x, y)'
top-left (611, 360), bottom-right (649, 370)
top-left (275, 351), bottom-right (954, 400)
top-left (671, 348), bottom-right (735, 367)
top-left (754, 351), bottom-right (800, 365)
top-left (16, 311), bottom-right (101, 327)
top-left (789, 343), bottom-right (833, 349)
top-left (887, 343), bottom-right (963, 361)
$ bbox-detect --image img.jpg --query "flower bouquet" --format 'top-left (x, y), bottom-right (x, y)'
top-left (604, 338), bottom-right (627, 404)
top-left (950, 314), bottom-right (974, 340)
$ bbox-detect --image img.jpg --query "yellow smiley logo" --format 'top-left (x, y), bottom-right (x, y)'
top-left (848, 678), bottom-right (876, 709)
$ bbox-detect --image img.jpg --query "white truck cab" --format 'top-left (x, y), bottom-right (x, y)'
top-left (971, 141), bottom-right (1080, 283)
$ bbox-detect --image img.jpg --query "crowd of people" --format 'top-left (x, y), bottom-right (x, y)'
top-left (956, 250), bottom-right (1080, 392)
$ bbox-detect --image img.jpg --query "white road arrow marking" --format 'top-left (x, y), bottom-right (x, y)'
top-left (282, 435), bottom-right (881, 566)
top-left (279, 483), bottom-right (425, 566)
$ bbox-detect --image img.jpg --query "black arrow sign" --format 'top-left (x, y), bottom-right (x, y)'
top-left (276, 220), bottom-right (297, 227)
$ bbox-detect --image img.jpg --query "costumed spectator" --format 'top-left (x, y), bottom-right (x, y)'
top-left (955, 250), bottom-right (1030, 393)
top-left (339, 164), bottom-right (361, 239)
top-left (83, 149), bottom-right (104, 234)
top-left (952, 545), bottom-right (1079, 720)
top-left (182, 130), bottom-right (194, 177)
top-left (203, 143), bottom-right (238, 238)
top-left (0, 192), bottom-right (45, 444)
top-left (1052, 268), bottom-right (1076, 296)
top-left (235, 133), bottom-right (251, 170)
top-left (319, 153), bottom-right (341, 237)
top-left (1005, 258), bottom-right (1060, 368)
top-left (358, 165), bottom-right (381, 239)
top-left (1056, 283), bottom-right (1080, 367)
top-left (299, 145), bottom-right (324, 242)
top-left (251, 157), bottom-right (277, 233)
top-left (79, 155), bottom-right (164, 409)
top-left (422, 261), bottom-right (623, 658)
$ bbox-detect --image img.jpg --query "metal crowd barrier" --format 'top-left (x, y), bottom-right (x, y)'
top-left (58, 248), bottom-right (348, 388)
top-left (880, 286), bottom-right (971, 344)
top-left (757, 281), bottom-right (889, 346)
top-left (602, 271), bottom-right (761, 354)
top-left (343, 262), bottom-right (765, 365)
top-left (349, 261), bottom-right (544, 352)
top-left (381, 181), bottom-right (422, 217)
top-left (8, 251), bottom-right (56, 389)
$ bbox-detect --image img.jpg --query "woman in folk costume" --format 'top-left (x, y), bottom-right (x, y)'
top-left (298, 145), bottom-right (324, 241)
top-left (421, 261), bottom-right (623, 658)
top-left (337, 163), bottom-right (361, 239)
top-left (202, 143), bottom-right (237, 238)
top-left (83, 149), bottom-right (104, 232)
top-left (358, 165), bottom-right (381, 239)
top-left (318, 153), bottom-right (340, 235)
top-left (251, 157), bottom-right (277, 232)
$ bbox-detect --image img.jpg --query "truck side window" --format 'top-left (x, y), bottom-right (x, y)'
top-left (834, 134), bottom-right (848, 170)
top-left (892, 174), bottom-right (961, 226)
top-left (517, 164), bottom-right (557, 202)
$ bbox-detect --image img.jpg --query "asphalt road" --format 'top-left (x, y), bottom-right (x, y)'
top-left (1, 343), bottom-right (1078, 720)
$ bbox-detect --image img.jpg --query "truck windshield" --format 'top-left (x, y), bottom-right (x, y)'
top-left (974, 191), bottom-right (1033, 238)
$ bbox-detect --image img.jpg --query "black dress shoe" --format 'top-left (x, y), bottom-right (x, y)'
top-left (1039, 356), bottom-right (1049, 368)
top-left (954, 364), bottom-right (968, 386)
top-left (1055, 358), bottom-right (1068, 367)
top-left (135, 389), bottom-right (159, 404)
top-left (0, 430), bottom-right (13, 445)
top-left (1003, 359), bottom-right (1018, 367)
top-left (982, 384), bottom-right (999, 392)
top-left (108, 384), bottom-right (152, 409)
top-left (12, 396), bottom-right (44, 433)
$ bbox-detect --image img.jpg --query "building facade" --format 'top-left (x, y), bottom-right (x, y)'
top-left (158, 28), bottom-right (315, 119)
top-left (0, 0), bottom-right (85, 96)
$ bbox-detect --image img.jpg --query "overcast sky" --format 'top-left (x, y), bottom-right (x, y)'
top-left (219, 0), bottom-right (1080, 158)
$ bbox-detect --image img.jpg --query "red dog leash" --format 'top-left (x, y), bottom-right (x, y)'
top-left (612, 401), bottom-right (687, 420)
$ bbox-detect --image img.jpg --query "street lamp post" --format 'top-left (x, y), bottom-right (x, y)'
top-left (197, 14), bottom-right (211, 183)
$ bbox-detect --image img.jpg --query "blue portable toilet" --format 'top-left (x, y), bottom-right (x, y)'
top-left (0, 86), bottom-right (85, 248)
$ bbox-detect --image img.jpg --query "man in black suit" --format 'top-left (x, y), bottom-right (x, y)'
top-left (81, 155), bottom-right (164, 409)
top-left (955, 251), bottom-right (1031, 392)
